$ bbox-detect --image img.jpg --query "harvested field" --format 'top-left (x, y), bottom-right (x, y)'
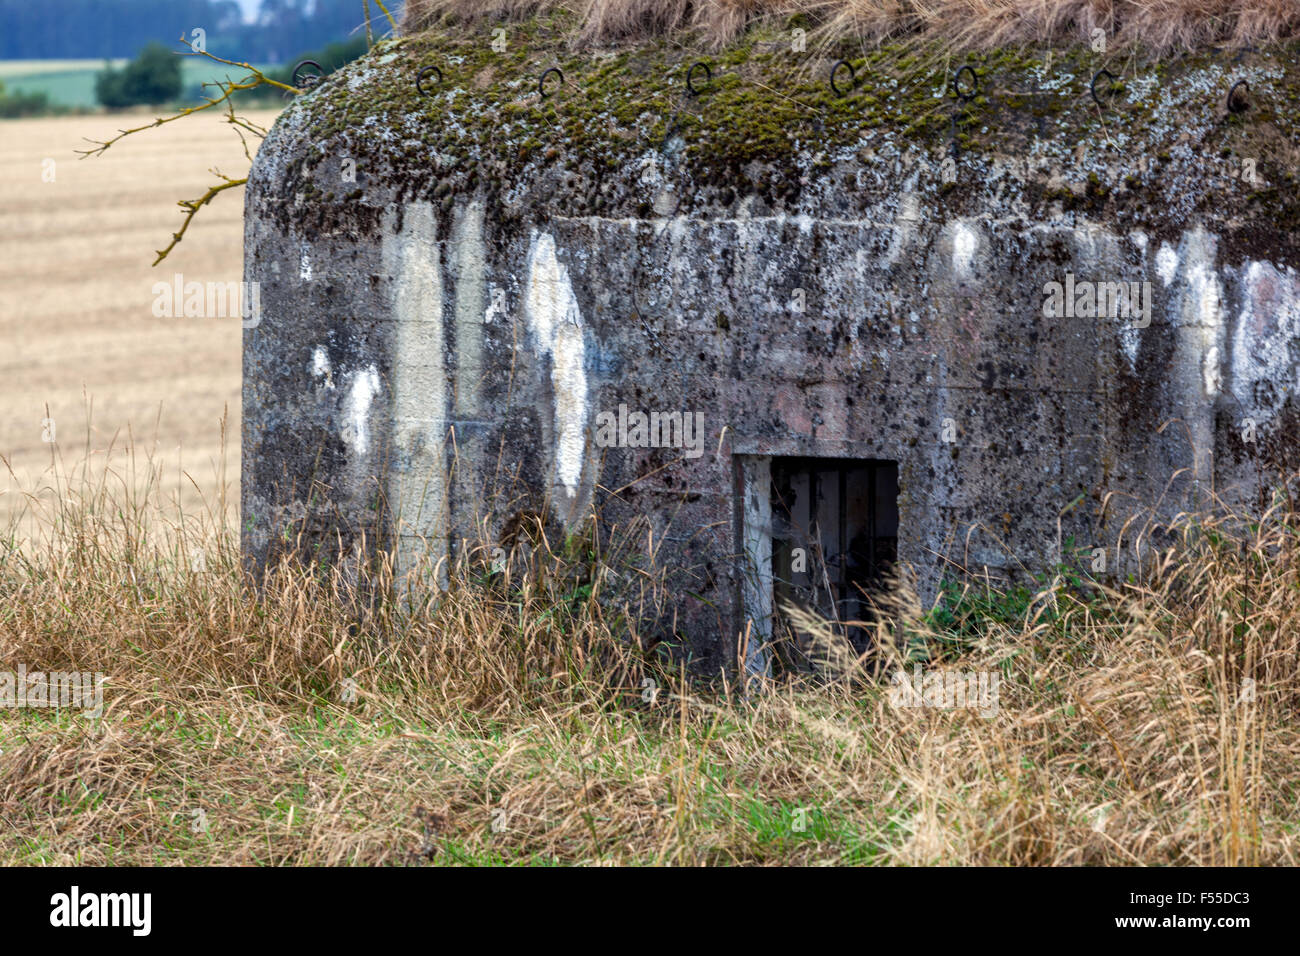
top-left (0, 108), bottom-right (279, 527)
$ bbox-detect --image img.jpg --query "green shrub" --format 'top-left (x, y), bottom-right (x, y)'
top-left (0, 78), bottom-right (51, 117)
top-left (96, 42), bottom-right (181, 108)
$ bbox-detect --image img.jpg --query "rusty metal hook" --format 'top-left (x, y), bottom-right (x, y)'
top-left (952, 65), bottom-right (978, 103)
top-left (291, 59), bottom-right (324, 91)
top-left (1227, 79), bottom-right (1251, 114)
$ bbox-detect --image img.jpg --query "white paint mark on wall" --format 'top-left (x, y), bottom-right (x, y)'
top-left (311, 345), bottom-right (335, 390)
top-left (1171, 228), bottom-right (1225, 487)
top-left (1068, 222), bottom-right (1143, 369)
top-left (1073, 223), bottom-right (1102, 260)
top-left (341, 365), bottom-right (380, 454)
top-left (1155, 243), bottom-right (1178, 286)
top-left (886, 193), bottom-right (920, 266)
top-left (1183, 243), bottom-right (1225, 402)
top-left (1231, 259), bottom-right (1300, 423)
top-left (483, 285), bottom-right (507, 323)
top-left (667, 214), bottom-right (689, 251)
top-left (524, 231), bottom-right (588, 499)
top-left (551, 323), bottom-right (587, 497)
top-left (1202, 346), bottom-right (1222, 397)
top-left (1119, 323), bottom-right (1141, 369)
top-left (952, 222), bottom-right (978, 279)
top-left (1187, 261), bottom-right (1223, 334)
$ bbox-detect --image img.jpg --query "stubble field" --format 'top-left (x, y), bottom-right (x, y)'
top-left (0, 108), bottom-right (280, 526)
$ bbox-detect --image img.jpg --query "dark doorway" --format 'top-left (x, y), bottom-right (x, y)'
top-left (770, 457), bottom-right (898, 654)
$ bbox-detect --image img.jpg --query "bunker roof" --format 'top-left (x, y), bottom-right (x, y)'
top-left (255, 9), bottom-right (1300, 266)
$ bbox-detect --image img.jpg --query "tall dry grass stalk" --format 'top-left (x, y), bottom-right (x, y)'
top-left (0, 417), bottom-right (1296, 864)
top-left (403, 0), bottom-right (1300, 51)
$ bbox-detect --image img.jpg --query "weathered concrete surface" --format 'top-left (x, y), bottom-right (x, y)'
top-left (243, 27), bottom-right (1300, 670)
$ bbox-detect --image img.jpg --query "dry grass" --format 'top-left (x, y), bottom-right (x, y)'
top-left (404, 0), bottom-right (1300, 51)
top-left (0, 427), bottom-right (1296, 865)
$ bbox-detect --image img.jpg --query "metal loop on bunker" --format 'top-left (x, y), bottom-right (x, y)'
top-left (686, 61), bottom-right (712, 97)
top-left (415, 65), bottom-right (443, 97)
top-left (952, 65), bottom-right (978, 103)
top-left (829, 59), bottom-right (855, 98)
top-left (292, 60), bottom-right (324, 92)
top-left (1227, 79), bottom-right (1251, 114)
top-left (1090, 68), bottom-right (1118, 109)
top-left (538, 66), bottom-right (564, 100)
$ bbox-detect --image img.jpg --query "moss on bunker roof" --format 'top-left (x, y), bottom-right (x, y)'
top-left (259, 15), bottom-right (1300, 256)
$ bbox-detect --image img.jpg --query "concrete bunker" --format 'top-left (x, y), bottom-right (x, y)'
top-left (241, 23), bottom-right (1300, 674)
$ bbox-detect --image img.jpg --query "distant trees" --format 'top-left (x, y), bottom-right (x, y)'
top-left (0, 0), bottom-right (232, 59)
top-left (95, 43), bottom-right (182, 108)
top-left (0, 0), bottom-right (402, 62)
top-left (0, 79), bottom-right (51, 117)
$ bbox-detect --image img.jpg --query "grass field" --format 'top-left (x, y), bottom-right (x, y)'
top-left (0, 457), bottom-right (1294, 865)
top-left (0, 59), bottom-right (126, 78)
top-left (0, 59), bottom-right (277, 108)
top-left (0, 108), bottom-right (280, 526)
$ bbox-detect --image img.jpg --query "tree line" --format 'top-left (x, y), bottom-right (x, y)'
top-left (0, 0), bottom-right (401, 63)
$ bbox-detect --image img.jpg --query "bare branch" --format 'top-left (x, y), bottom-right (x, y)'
top-left (78, 34), bottom-right (298, 263)
top-left (78, 36), bottom-right (296, 160)
top-left (220, 94), bottom-right (269, 164)
top-left (176, 38), bottom-right (302, 96)
top-left (153, 171), bottom-right (248, 267)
